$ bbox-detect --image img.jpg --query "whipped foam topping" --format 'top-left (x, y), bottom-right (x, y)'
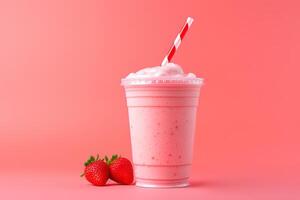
top-left (125, 63), bottom-right (196, 79)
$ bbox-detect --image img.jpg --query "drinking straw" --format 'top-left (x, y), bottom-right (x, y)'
top-left (161, 17), bottom-right (194, 66)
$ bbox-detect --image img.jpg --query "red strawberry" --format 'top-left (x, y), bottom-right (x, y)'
top-left (105, 155), bottom-right (134, 185)
top-left (81, 154), bottom-right (109, 186)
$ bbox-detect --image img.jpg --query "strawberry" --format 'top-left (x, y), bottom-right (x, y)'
top-left (81, 154), bottom-right (109, 186)
top-left (105, 155), bottom-right (134, 185)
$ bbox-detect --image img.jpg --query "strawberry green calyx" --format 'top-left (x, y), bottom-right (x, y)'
top-left (84, 154), bottom-right (100, 166)
top-left (105, 154), bottom-right (119, 165)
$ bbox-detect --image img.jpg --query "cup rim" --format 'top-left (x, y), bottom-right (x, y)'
top-left (121, 77), bottom-right (204, 86)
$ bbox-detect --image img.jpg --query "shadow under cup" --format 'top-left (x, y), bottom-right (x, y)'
top-left (122, 78), bottom-right (203, 188)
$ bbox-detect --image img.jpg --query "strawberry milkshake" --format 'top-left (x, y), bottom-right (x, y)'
top-left (121, 63), bottom-right (203, 188)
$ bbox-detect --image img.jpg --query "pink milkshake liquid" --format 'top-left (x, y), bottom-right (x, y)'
top-left (122, 63), bottom-right (203, 188)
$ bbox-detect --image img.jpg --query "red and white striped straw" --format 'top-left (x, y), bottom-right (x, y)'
top-left (161, 17), bottom-right (194, 66)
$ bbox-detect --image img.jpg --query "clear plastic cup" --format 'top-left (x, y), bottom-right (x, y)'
top-left (122, 77), bottom-right (203, 188)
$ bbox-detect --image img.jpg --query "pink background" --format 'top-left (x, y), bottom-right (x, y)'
top-left (0, 0), bottom-right (299, 199)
